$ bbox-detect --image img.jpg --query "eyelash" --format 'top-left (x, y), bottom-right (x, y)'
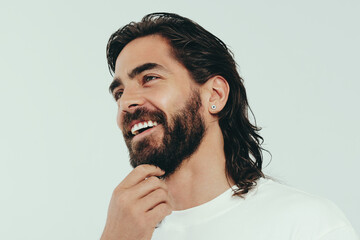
top-left (143, 75), bottom-right (159, 83)
top-left (113, 75), bottom-right (159, 101)
top-left (114, 90), bottom-right (123, 101)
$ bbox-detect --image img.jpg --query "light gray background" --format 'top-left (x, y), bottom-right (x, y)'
top-left (1, 1), bottom-right (359, 239)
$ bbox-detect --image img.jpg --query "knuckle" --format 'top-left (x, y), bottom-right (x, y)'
top-left (158, 203), bottom-right (172, 216)
top-left (113, 189), bottom-right (129, 204)
top-left (135, 164), bottom-right (148, 174)
top-left (154, 188), bottom-right (167, 199)
top-left (146, 176), bottom-right (160, 185)
top-left (112, 186), bottom-right (121, 197)
top-left (134, 165), bottom-right (144, 174)
top-left (115, 192), bottom-right (126, 204)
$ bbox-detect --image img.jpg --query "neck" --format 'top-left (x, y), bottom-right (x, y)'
top-left (164, 121), bottom-right (233, 211)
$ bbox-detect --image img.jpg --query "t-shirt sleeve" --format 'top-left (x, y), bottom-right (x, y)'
top-left (269, 183), bottom-right (359, 240)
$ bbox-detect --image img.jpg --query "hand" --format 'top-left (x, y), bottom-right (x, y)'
top-left (101, 164), bottom-right (173, 240)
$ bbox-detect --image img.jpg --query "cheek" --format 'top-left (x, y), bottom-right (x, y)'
top-left (150, 87), bottom-right (186, 113)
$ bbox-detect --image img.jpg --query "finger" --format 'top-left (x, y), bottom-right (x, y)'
top-left (129, 176), bottom-right (168, 199)
top-left (146, 202), bottom-right (172, 228)
top-left (139, 188), bottom-right (172, 212)
top-left (120, 164), bottom-right (165, 189)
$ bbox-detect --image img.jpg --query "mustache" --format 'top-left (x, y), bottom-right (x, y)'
top-left (122, 107), bottom-right (167, 138)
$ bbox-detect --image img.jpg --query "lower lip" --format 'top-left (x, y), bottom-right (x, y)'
top-left (132, 125), bottom-right (159, 141)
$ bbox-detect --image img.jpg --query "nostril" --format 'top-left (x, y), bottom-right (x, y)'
top-left (128, 103), bottom-right (138, 108)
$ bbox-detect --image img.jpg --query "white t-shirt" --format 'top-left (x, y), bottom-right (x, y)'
top-left (152, 178), bottom-right (358, 240)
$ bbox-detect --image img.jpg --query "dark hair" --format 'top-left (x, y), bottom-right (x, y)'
top-left (106, 12), bottom-right (266, 196)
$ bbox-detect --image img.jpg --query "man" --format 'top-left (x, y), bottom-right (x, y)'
top-left (101, 13), bottom-right (358, 240)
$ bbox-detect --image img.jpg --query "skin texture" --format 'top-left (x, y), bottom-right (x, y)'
top-left (101, 35), bottom-right (232, 240)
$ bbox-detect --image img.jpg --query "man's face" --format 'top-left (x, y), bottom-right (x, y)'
top-left (111, 35), bottom-right (206, 177)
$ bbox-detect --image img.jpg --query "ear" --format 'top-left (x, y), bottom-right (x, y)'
top-left (203, 76), bottom-right (229, 114)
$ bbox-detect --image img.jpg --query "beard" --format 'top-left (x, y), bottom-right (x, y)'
top-left (122, 90), bottom-right (206, 178)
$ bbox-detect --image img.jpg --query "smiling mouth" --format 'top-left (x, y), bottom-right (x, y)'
top-left (131, 120), bottom-right (158, 136)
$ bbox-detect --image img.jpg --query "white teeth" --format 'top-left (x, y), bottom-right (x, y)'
top-left (131, 120), bottom-right (158, 135)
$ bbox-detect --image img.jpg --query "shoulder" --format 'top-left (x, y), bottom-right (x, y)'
top-left (241, 178), bottom-right (358, 239)
top-left (251, 178), bottom-right (347, 220)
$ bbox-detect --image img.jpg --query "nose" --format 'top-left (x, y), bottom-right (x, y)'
top-left (119, 85), bottom-right (145, 113)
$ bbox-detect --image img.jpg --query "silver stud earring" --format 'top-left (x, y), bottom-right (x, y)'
top-left (211, 105), bottom-right (216, 110)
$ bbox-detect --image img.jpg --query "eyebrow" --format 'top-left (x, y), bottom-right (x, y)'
top-left (108, 62), bottom-right (167, 94)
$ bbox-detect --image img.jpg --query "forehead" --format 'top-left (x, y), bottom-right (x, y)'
top-left (114, 35), bottom-right (176, 76)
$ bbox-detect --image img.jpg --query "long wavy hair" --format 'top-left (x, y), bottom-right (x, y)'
top-left (106, 12), bottom-right (266, 196)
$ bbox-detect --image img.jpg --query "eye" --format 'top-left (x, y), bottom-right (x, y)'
top-left (143, 75), bottom-right (159, 83)
top-left (113, 90), bottom-right (123, 101)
